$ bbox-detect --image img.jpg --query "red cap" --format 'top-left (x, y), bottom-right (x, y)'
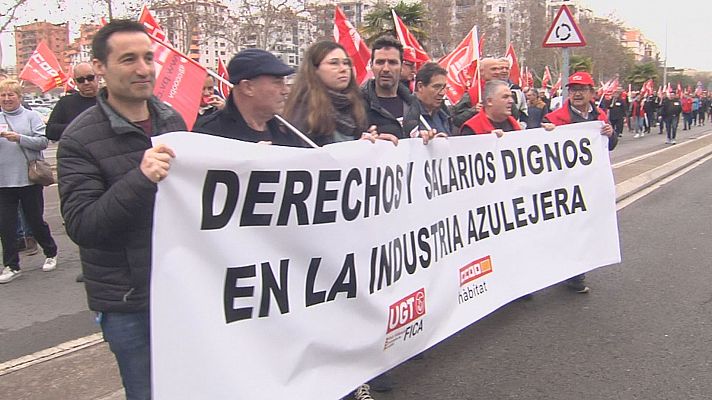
top-left (567, 71), bottom-right (594, 87)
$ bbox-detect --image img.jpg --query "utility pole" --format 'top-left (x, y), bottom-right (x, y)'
top-left (505, 0), bottom-right (511, 53)
top-left (662, 21), bottom-right (668, 89)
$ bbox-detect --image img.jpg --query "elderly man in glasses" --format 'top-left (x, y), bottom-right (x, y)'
top-left (46, 62), bottom-right (99, 141)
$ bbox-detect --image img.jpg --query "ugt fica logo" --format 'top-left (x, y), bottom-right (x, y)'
top-left (384, 288), bottom-right (426, 350)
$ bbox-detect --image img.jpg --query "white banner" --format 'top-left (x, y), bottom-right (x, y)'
top-left (151, 122), bottom-right (620, 399)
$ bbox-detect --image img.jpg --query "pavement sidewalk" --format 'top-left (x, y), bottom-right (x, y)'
top-left (1, 131), bottom-right (711, 400)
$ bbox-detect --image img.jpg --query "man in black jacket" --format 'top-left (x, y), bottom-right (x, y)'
top-left (57, 20), bottom-right (186, 400)
top-left (660, 91), bottom-right (682, 144)
top-left (601, 88), bottom-right (628, 138)
top-left (361, 36), bottom-right (415, 138)
top-left (46, 62), bottom-right (98, 141)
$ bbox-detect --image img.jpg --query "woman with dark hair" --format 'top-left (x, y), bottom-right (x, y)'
top-left (284, 40), bottom-right (396, 146)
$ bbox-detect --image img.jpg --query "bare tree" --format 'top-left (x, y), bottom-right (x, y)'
top-left (0, 0), bottom-right (29, 66)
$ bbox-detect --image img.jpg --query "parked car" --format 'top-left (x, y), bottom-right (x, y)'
top-left (32, 106), bottom-right (53, 123)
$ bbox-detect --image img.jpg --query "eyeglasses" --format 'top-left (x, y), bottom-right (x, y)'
top-left (75, 74), bottom-right (96, 84)
top-left (429, 83), bottom-right (447, 92)
top-left (321, 58), bottom-right (352, 68)
top-left (568, 86), bottom-right (591, 93)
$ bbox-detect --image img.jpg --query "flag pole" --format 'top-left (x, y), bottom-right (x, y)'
top-left (275, 115), bottom-right (320, 149)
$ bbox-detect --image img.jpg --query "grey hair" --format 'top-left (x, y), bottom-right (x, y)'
top-left (483, 80), bottom-right (510, 105)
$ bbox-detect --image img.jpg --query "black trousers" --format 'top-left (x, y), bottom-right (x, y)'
top-left (0, 185), bottom-right (57, 269)
top-left (610, 118), bottom-right (624, 136)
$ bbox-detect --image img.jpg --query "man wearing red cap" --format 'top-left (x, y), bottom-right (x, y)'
top-left (543, 71), bottom-right (615, 294)
top-left (400, 47), bottom-right (417, 93)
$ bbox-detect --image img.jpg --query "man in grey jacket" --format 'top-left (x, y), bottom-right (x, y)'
top-left (57, 20), bottom-right (185, 400)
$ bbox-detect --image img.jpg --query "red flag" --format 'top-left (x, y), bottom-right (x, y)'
top-left (100, 17), bottom-right (108, 26)
top-left (666, 83), bottom-right (671, 96)
top-left (525, 68), bottom-right (534, 88)
top-left (504, 43), bottom-right (520, 86)
top-left (392, 10), bottom-right (430, 67)
top-left (333, 6), bottom-right (371, 85)
top-left (216, 58), bottom-right (231, 99)
top-left (677, 82), bottom-right (683, 95)
top-left (603, 78), bottom-right (619, 96)
top-left (138, 7), bottom-right (205, 129)
top-left (438, 25), bottom-right (479, 104)
top-left (63, 73), bottom-right (77, 93)
top-left (640, 79), bottom-right (654, 97)
top-left (18, 41), bottom-right (67, 92)
top-left (139, 5), bottom-right (169, 43)
top-left (541, 66), bottom-right (552, 90)
top-left (550, 73), bottom-right (562, 97)
top-left (657, 85), bottom-right (663, 98)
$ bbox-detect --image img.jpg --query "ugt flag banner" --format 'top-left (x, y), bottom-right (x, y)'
top-left (18, 41), bottom-right (67, 92)
top-left (150, 122), bottom-right (621, 399)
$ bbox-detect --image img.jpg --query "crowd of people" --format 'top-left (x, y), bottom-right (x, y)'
top-left (0, 17), bottom-right (705, 400)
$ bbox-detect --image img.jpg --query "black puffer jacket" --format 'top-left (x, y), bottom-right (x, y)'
top-left (57, 88), bottom-right (186, 313)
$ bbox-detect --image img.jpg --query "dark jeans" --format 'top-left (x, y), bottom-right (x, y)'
top-left (683, 112), bottom-right (692, 130)
top-left (664, 116), bottom-right (679, 140)
top-left (17, 205), bottom-right (34, 237)
top-left (0, 185), bottom-right (57, 269)
top-left (610, 119), bottom-right (624, 136)
top-left (100, 311), bottom-right (152, 400)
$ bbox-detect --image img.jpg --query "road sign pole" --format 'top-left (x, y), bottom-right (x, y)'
top-left (562, 48), bottom-right (569, 98)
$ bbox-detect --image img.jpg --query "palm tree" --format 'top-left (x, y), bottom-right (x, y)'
top-left (361, 1), bottom-right (428, 45)
top-left (569, 55), bottom-right (593, 74)
top-left (627, 62), bottom-right (658, 87)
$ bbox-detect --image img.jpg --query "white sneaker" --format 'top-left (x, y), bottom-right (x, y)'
top-left (42, 256), bottom-right (57, 272)
top-left (0, 267), bottom-right (22, 283)
top-left (634, 133), bottom-right (640, 138)
top-left (353, 384), bottom-right (374, 400)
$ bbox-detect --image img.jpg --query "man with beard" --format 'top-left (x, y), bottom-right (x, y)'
top-left (361, 36), bottom-right (415, 138)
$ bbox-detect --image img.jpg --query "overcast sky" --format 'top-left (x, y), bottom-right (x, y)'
top-left (588, 0), bottom-right (712, 71)
top-left (1, 0), bottom-right (711, 71)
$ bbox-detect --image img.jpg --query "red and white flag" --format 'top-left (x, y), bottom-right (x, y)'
top-left (333, 6), bottom-right (371, 85)
top-left (139, 5), bottom-right (169, 43)
top-left (677, 82), bottom-right (683, 95)
top-left (438, 25), bottom-right (479, 104)
top-left (63, 74), bottom-right (78, 93)
top-left (216, 58), bottom-right (231, 99)
top-left (550, 73), bottom-right (562, 97)
top-left (139, 7), bottom-right (205, 130)
top-left (392, 10), bottom-right (430, 67)
top-left (525, 67), bottom-right (534, 88)
top-left (640, 79), bottom-right (654, 97)
top-left (18, 41), bottom-right (67, 92)
top-left (504, 43), bottom-right (520, 86)
top-left (541, 66), bottom-right (552, 90)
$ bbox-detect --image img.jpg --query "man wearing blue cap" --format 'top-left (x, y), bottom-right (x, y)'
top-left (193, 48), bottom-right (302, 146)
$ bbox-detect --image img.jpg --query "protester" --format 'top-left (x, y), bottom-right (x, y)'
top-left (643, 94), bottom-right (658, 133)
top-left (681, 94), bottom-right (693, 130)
top-left (660, 91), bottom-right (682, 144)
top-left (525, 87), bottom-right (547, 129)
top-left (57, 20), bottom-right (186, 400)
top-left (193, 49), bottom-right (302, 146)
top-left (692, 95), bottom-right (700, 126)
top-left (497, 57), bottom-right (528, 127)
top-left (450, 57), bottom-right (503, 127)
top-left (361, 36), bottom-right (415, 138)
top-left (699, 93), bottom-right (709, 126)
top-left (45, 62), bottom-right (100, 283)
top-left (0, 79), bottom-right (58, 284)
top-left (400, 48), bottom-right (417, 92)
top-left (402, 62), bottom-right (453, 136)
top-left (461, 80), bottom-right (521, 136)
top-left (46, 62), bottom-right (99, 141)
top-left (543, 71), bottom-right (616, 293)
top-left (195, 74), bottom-right (225, 126)
top-left (284, 41), bottom-right (374, 146)
top-left (601, 88), bottom-right (627, 138)
top-left (631, 94), bottom-right (645, 138)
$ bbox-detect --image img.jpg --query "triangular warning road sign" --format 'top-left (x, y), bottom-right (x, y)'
top-left (542, 5), bottom-right (586, 48)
